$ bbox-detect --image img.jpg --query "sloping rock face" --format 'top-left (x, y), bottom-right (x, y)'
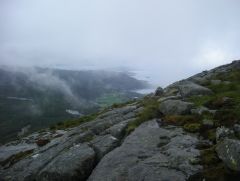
top-left (159, 100), bottom-right (194, 115)
top-left (88, 120), bottom-right (202, 181)
top-left (1, 60), bottom-right (240, 181)
top-left (38, 143), bottom-right (95, 181)
top-left (214, 125), bottom-right (240, 172)
top-left (0, 105), bottom-right (142, 181)
top-left (0, 144), bottom-right (36, 169)
top-left (0, 106), bottom-right (202, 181)
top-left (164, 81), bottom-right (213, 98)
top-left (216, 139), bottom-right (240, 172)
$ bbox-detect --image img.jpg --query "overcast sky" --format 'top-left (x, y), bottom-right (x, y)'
top-left (0, 0), bottom-right (240, 86)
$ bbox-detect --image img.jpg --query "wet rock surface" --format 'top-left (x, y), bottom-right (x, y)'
top-left (38, 143), bottom-right (95, 181)
top-left (216, 139), bottom-right (240, 171)
top-left (0, 105), bottom-right (141, 181)
top-left (164, 81), bottom-right (213, 98)
top-left (1, 60), bottom-right (240, 181)
top-left (159, 100), bottom-right (194, 115)
top-left (90, 135), bottom-right (119, 161)
top-left (0, 144), bottom-right (36, 169)
top-left (88, 120), bottom-right (202, 181)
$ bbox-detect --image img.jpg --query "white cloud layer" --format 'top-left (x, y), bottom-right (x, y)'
top-left (0, 0), bottom-right (240, 86)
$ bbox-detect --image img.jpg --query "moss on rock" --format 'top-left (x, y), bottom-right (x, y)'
top-left (183, 123), bottom-right (201, 133)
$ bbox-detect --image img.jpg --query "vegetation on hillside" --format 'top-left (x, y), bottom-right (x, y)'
top-left (125, 97), bottom-right (161, 135)
top-left (187, 69), bottom-right (240, 180)
top-left (0, 67), bottom-right (147, 143)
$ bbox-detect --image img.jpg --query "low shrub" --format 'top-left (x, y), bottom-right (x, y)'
top-left (125, 98), bottom-right (161, 135)
top-left (183, 123), bottom-right (201, 133)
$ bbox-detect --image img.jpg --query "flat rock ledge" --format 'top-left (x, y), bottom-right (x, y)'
top-left (88, 120), bottom-right (202, 181)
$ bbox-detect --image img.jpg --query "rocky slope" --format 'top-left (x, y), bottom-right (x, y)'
top-left (1, 60), bottom-right (240, 181)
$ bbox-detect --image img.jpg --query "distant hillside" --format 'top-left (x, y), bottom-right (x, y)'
top-left (0, 67), bottom-right (148, 143)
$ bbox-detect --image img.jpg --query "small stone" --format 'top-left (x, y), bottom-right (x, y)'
top-left (216, 127), bottom-right (234, 142)
top-left (36, 139), bottom-right (50, 147)
top-left (155, 87), bottom-right (164, 96)
top-left (216, 139), bottom-right (240, 172)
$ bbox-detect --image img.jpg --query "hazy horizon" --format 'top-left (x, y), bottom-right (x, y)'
top-left (1, 0), bottom-right (240, 86)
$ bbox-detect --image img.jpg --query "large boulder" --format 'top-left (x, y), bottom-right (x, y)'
top-left (216, 127), bottom-right (234, 142)
top-left (90, 135), bottom-right (119, 161)
top-left (0, 144), bottom-right (36, 169)
top-left (88, 120), bottom-right (202, 181)
top-left (164, 81), bottom-right (213, 98)
top-left (154, 87), bottom-right (164, 96)
top-left (216, 139), bottom-right (240, 172)
top-left (159, 100), bottom-right (194, 115)
top-left (178, 81), bottom-right (213, 97)
top-left (38, 144), bottom-right (95, 181)
top-left (1, 132), bottom-right (95, 181)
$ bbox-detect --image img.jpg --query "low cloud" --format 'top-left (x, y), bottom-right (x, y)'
top-left (0, 0), bottom-right (239, 86)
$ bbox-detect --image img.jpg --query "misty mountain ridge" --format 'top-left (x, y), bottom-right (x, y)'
top-left (1, 60), bottom-right (240, 181)
top-left (0, 66), bottom-right (149, 143)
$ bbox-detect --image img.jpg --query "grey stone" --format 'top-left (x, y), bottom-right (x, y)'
top-left (1, 132), bottom-right (95, 180)
top-left (98, 105), bottom-right (137, 119)
top-left (159, 100), bottom-right (194, 115)
top-left (88, 120), bottom-right (201, 181)
top-left (157, 95), bottom-right (181, 103)
top-left (191, 106), bottom-right (216, 115)
top-left (104, 119), bottom-right (135, 139)
top-left (178, 81), bottom-right (213, 97)
top-left (216, 127), bottom-right (234, 142)
top-left (190, 77), bottom-right (209, 85)
top-left (191, 106), bottom-right (208, 115)
top-left (163, 87), bottom-right (180, 97)
top-left (0, 144), bottom-right (36, 168)
top-left (0, 103), bottom-right (142, 180)
top-left (164, 81), bottom-right (212, 98)
top-left (38, 144), bottom-right (95, 181)
top-left (90, 135), bottom-right (119, 161)
top-left (85, 106), bottom-right (138, 135)
top-left (154, 87), bottom-right (164, 96)
top-left (216, 139), bottom-right (240, 172)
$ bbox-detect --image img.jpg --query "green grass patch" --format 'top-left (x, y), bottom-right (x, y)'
top-left (50, 113), bottom-right (98, 130)
top-left (188, 75), bottom-right (240, 128)
top-left (188, 95), bottom-right (213, 107)
top-left (212, 69), bottom-right (240, 82)
top-left (125, 98), bottom-right (161, 135)
top-left (163, 115), bottom-right (200, 126)
top-left (183, 123), bottom-right (201, 133)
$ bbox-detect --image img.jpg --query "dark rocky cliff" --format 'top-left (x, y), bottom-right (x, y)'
top-left (1, 60), bottom-right (240, 181)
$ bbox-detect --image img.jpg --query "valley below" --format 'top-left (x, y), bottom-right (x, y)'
top-left (1, 60), bottom-right (240, 181)
top-left (0, 67), bottom-right (149, 144)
